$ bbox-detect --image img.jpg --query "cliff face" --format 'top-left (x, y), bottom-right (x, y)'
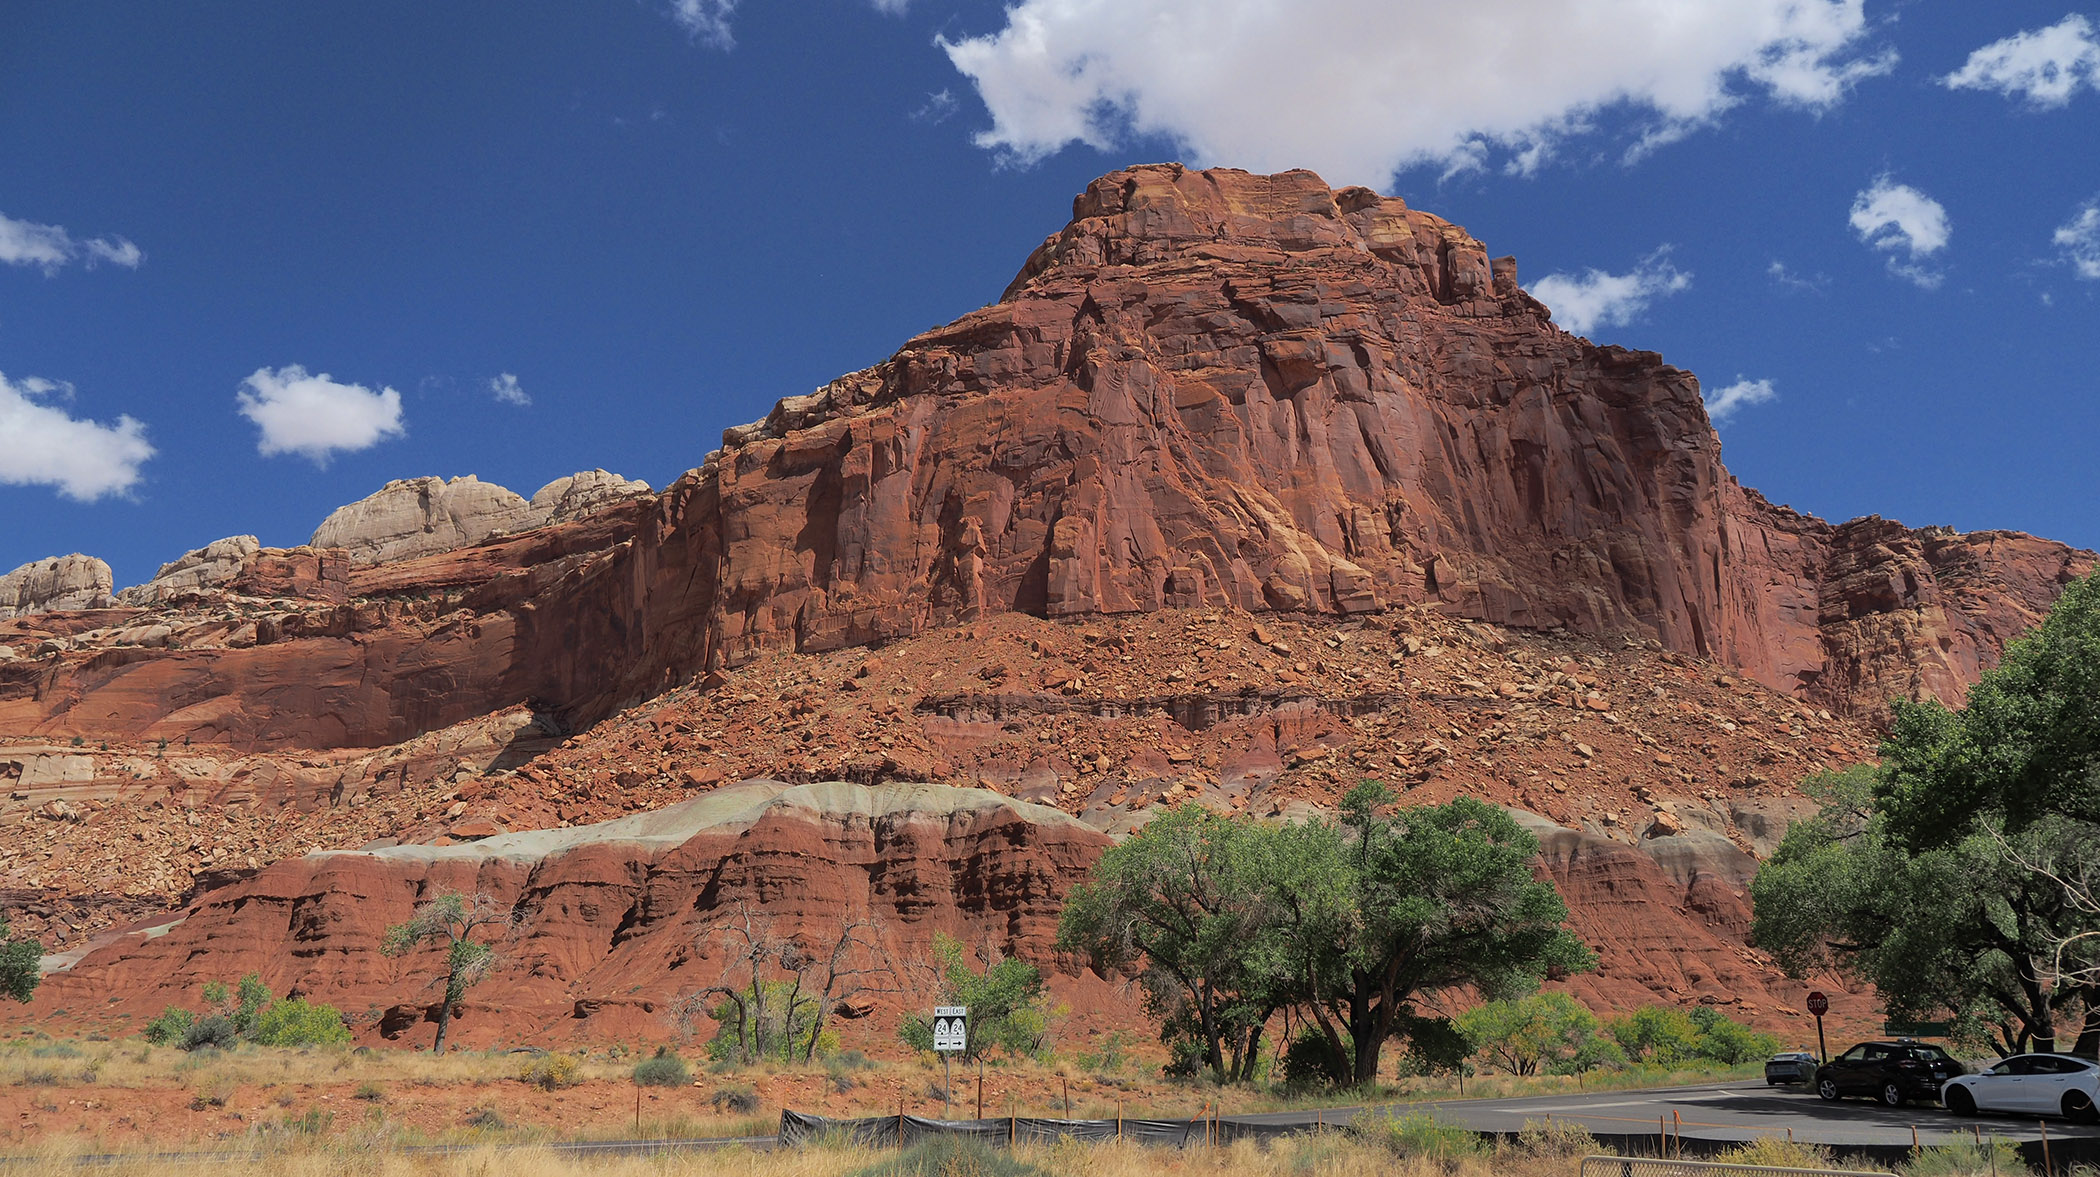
top-left (22, 779), bottom-right (1873, 1045)
top-left (30, 782), bottom-right (1112, 1045)
top-left (0, 165), bottom-right (2088, 753)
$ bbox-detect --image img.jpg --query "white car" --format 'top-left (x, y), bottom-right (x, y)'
top-left (1941, 1054), bottom-right (2100, 1122)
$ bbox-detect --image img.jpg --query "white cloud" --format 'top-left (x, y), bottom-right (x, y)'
top-left (1703, 377), bottom-right (1778, 423)
top-left (910, 89), bottom-right (961, 125)
top-left (2054, 198), bottom-right (2100, 279)
top-left (668, 0), bottom-right (737, 49)
top-left (236, 365), bottom-right (405, 464)
top-left (0, 211), bottom-right (142, 275)
top-left (489, 372), bottom-right (531, 406)
top-left (938, 0), bottom-right (1894, 184)
top-left (1527, 248), bottom-right (1691, 336)
top-left (1767, 260), bottom-right (1829, 293)
top-left (1943, 14), bottom-right (2100, 108)
top-left (1849, 177), bottom-right (1950, 288)
top-left (0, 372), bottom-right (154, 501)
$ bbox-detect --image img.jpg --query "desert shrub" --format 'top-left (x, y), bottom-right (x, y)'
top-left (180, 1014), bottom-right (239, 1052)
top-left (1351, 1109), bottom-right (1486, 1164)
top-left (16, 1068), bottom-right (60, 1087)
top-left (249, 997), bottom-right (351, 1047)
top-left (1903, 1137), bottom-right (2025, 1177)
top-left (1685, 1006), bottom-right (1779, 1065)
top-left (709, 1083), bottom-right (759, 1114)
top-left (518, 1053), bottom-right (583, 1090)
top-left (633, 1047), bottom-right (691, 1088)
top-left (1279, 1027), bottom-right (1351, 1087)
top-left (1719, 1137), bottom-right (1836, 1170)
top-left (1075, 1031), bottom-right (1131, 1075)
top-left (832, 1049), bottom-right (872, 1069)
top-left (896, 934), bottom-right (1055, 1064)
top-left (1458, 992), bottom-right (1620, 1076)
top-left (1515, 1117), bottom-right (1599, 1160)
top-left (1607, 1004), bottom-right (1777, 1067)
top-left (142, 1007), bottom-right (195, 1046)
top-left (707, 979), bottom-right (841, 1064)
top-left (281, 1108), bottom-right (333, 1136)
top-left (28, 1042), bottom-right (81, 1059)
top-left (851, 1136), bottom-right (1048, 1177)
top-left (189, 1083), bottom-right (230, 1110)
top-left (352, 1082), bottom-right (384, 1102)
top-left (462, 1107), bottom-right (506, 1130)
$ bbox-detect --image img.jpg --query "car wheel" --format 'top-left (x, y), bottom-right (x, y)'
top-left (1946, 1087), bottom-right (1976, 1116)
top-left (1880, 1081), bottom-right (1905, 1108)
top-left (1818, 1077), bottom-right (1840, 1101)
top-left (2065, 1091), bottom-right (2099, 1126)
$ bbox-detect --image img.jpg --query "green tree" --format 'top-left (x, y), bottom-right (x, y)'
top-left (897, 933), bottom-right (1055, 1064)
top-left (0, 914), bottom-right (39, 1004)
top-left (1299, 788), bottom-right (1596, 1085)
top-left (381, 890), bottom-right (512, 1054)
top-left (1753, 767), bottom-right (2098, 1054)
top-left (1879, 572), bottom-right (2100, 845)
top-left (250, 997), bottom-right (353, 1047)
top-left (703, 979), bottom-right (833, 1062)
top-left (1607, 1005), bottom-right (1702, 1065)
top-left (1687, 1006), bottom-right (1779, 1065)
top-left (1057, 804), bottom-right (1333, 1083)
top-left (1457, 992), bottom-right (1613, 1076)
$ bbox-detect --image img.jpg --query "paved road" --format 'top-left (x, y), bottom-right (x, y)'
top-left (1391, 1081), bottom-right (2100, 1148)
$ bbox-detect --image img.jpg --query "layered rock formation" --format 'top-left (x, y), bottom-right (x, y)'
top-left (309, 475), bottom-right (540, 565)
top-left (0, 556), bottom-right (113, 619)
top-left (0, 166), bottom-right (2087, 752)
top-left (307, 471), bottom-right (653, 566)
top-left (527, 469), bottom-right (652, 526)
top-left (114, 536), bottom-right (260, 607)
top-left (33, 781), bottom-right (1110, 1045)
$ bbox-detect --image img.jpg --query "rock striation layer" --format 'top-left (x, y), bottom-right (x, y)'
top-left (33, 781), bottom-right (1111, 1045)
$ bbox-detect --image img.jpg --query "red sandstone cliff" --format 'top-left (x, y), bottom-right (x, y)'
top-left (1, 165), bottom-right (2083, 755)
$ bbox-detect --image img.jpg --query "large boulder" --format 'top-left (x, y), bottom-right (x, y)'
top-left (0, 555), bottom-right (114, 619)
top-left (528, 470), bottom-right (651, 527)
top-left (310, 475), bottom-right (537, 565)
top-left (115, 536), bottom-right (261, 606)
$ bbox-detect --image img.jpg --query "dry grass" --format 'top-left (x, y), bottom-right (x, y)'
top-left (0, 1131), bottom-right (1587, 1177)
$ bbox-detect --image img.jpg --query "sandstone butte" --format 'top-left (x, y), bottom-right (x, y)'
top-left (2, 164), bottom-right (2093, 1048)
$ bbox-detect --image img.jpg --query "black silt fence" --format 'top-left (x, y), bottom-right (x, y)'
top-left (778, 1109), bottom-right (1323, 1149)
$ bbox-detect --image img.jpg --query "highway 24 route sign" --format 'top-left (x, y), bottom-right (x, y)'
top-left (933, 1006), bottom-right (968, 1053)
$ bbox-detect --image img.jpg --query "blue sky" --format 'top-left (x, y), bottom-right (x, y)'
top-left (4, 1), bottom-right (2097, 587)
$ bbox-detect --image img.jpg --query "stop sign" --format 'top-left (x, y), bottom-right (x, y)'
top-left (1807, 991), bottom-right (1830, 1016)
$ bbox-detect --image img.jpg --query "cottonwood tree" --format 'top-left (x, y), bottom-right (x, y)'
top-left (1058, 805), bottom-right (1334, 1082)
top-left (1060, 787), bottom-right (1594, 1086)
top-left (1300, 788), bottom-right (1596, 1085)
top-left (380, 890), bottom-right (514, 1054)
top-left (1755, 574), bottom-right (2100, 1056)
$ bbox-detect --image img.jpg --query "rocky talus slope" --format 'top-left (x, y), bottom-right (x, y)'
top-left (1, 165), bottom-right (2090, 1046)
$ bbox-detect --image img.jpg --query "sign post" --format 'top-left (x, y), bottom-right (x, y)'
top-left (933, 1005), bottom-right (967, 1120)
top-left (1807, 991), bottom-right (1830, 1064)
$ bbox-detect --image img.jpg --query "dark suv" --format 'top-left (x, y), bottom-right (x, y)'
top-left (1816, 1040), bottom-right (1965, 1106)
